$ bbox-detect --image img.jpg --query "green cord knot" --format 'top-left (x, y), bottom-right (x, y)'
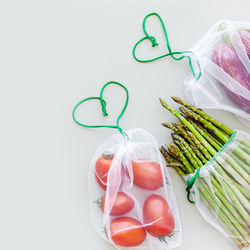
top-left (100, 99), bottom-right (108, 117)
top-left (149, 36), bottom-right (158, 47)
top-left (186, 167), bottom-right (201, 204)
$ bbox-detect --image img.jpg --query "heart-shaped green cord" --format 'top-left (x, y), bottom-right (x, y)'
top-left (72, 81), bottom-right (129, 139)
top-left (132, 12), bottom-right (201, 81)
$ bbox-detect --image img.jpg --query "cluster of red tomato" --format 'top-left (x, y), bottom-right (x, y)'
top-left (95, 153), bottom-right (175, 247)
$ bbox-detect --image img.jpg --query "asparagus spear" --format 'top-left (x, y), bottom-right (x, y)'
top-left (174, 123), bottom-right (196, 146)
top-left (174, 139), bottom-right (198, 170)
top-left (172, 134), bottom-right (203, 168)
top-left (217, 158), bottom-right (250, 191)
top-left (233, 181), bottom-right (250, 201)
top-left (162, 123), bottom-right (181, 135)
top-left (189, 146), bottom-right (250, 218)
top-left (167, 162), bottom-right (184, 168)
top-left (199, 195), bottom-right (246, 248)
top-left (200, 179), bottom-right (250, 243)
top-left (230, 184), bottom-right (250, 214)
top-left (160, 98), bottom-right (217, 156)
top-left (215, 166), bottom-right (250, 217)
top-left (176, 118), bottom-right (223, 148)
top-left (232, 154), bottom-right (250, 174)
top-left (193, 120), bottom-right (224, 147)
top-left (162, 122), bottom-right (196, 148)
top-left (215, 176), bottom-right (249, 228)
top-left (224, 157), bottom-right (249, 186)
top-left (190, 145), bottom-right (207, 165)
top-left (232, 147), bottom-right (250, 166)
top-left (167, 143), bottom-right (193, 173)
top-left (239, 144), bottom-right (250, 155)
top-left (241, 140), bottom-right (250, 148)
top-left (187, 131), bottom-right (212, 161)
top-left (172, 121), bottom-right (184, 128)
top-left (171, 96), bottom-right (234, 135)
top-left (160, 146), bottom-right (175, 163)
top-left (186, 117), bottom-right (222, 150)
top-left (198, 161), bottom-right (250, 225)
top-left (182, 142), bottom-right (250, 227)
top-left (161, 145), bottom-right (188, 176)
top-left (167, 162), bottom-right (187, 174)
top-left (199, 190), bottom-right (249, 248)
top-left (179, 106), bottom-right (230, 144)
top-left (168, 164), bottom-right (186, 177)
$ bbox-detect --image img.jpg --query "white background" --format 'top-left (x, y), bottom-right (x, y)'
top-left (0, 0), bottom-right (249, 250)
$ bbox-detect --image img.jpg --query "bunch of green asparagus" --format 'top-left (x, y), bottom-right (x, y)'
top-left (160, 97), bottom-right (250, 249)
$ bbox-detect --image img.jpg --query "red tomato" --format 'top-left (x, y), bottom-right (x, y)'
top-left (95, 153), bottom-right (113, 190)
top-left (143, 194), bottom-right (175, 237)
top-left (101, 192), bottom-right (134, 216)
top-left (110, 217), bottom-right (146, 247)
top-left (132, 159), bottom-right (163, 190)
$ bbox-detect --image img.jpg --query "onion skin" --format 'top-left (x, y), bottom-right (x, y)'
top-left (212, 42), bottom-right (250, 113)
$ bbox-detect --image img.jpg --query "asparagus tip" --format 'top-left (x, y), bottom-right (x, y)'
top-left (160, 146), bottom-right (166, 154)
top-left (179, 106), bottom-right (187, 113)
top-left (171, 96), bottom-right (181, 103)
top-left (159, 98), bottom-right (168, 108)
top-left (159, 98), bottom-right (164, 104)
top-left (171, 133), bottom-right (175, 141)
top-left (172, 133), bottom-right (178, 139)
top-left (172, 121), bottom-right (182, 126)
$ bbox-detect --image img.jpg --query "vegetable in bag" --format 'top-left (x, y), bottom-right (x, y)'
top-left (159, 96), bottom-right (250, 249)
top-left (185, 20), bottom-right (250, 125)
top-left (212, 30), bottom-right (250, 113)
top-left (133, 13), bottom-right (250, 126)
top-left (72, 81), bottom-right (182, 249)
top-left (90, 128), bottom-right (182, 249)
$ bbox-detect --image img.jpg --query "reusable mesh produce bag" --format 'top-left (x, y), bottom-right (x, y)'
top-left (185, 130), bottom-right (250, 249)
top-left (159, 96), bottom-right (250, 249)
top-left (73, 81), bottom-right (182, 249)
top-left (89, 128), bottom-right (182, 249)
top-left (184, 20), bottom-right (250, 127)
top-left (133, 13), bottom-right (250, 127)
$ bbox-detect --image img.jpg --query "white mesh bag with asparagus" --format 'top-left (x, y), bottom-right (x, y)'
top-left (160, 97), bottom-right (250, 249)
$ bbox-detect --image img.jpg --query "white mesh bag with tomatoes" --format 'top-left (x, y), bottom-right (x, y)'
top-left (89, 128), bottom-right (182, 249)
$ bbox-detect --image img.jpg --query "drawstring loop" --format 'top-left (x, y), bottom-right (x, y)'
top-left (72, 81), bottom-right (129, 139)
top-left (132, 12), bottom-right (202, 81)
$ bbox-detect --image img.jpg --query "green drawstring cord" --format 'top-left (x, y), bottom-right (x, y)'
top-left (132, 12), bottom-right (202, 81)
top-left (72, 81), bottom-right (129, 139)
top-left (186, 167), bottom-right (201, 204)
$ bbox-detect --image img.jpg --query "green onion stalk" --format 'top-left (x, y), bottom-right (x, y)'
top-left (160, 97), bottom-right (250, 249)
